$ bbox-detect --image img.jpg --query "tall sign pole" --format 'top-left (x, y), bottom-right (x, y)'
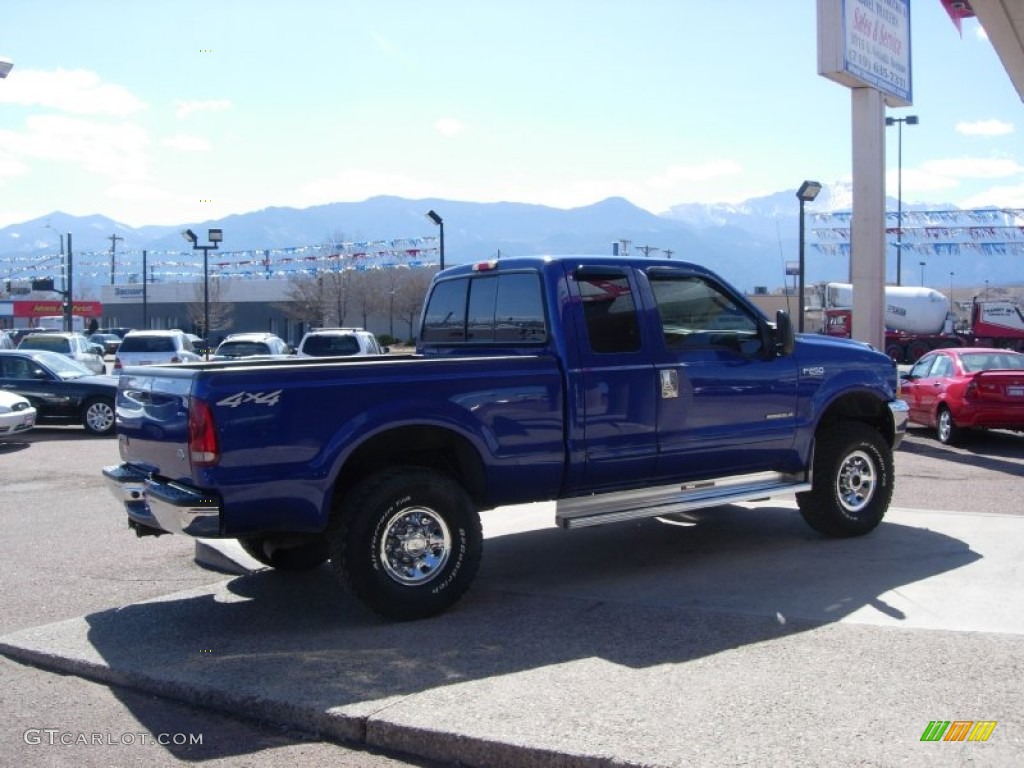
top-left (817, 0), bottom-right (912, 353)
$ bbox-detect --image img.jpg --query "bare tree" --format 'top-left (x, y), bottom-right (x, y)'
top-left (274, 272), bottom-right (330, 327)
top-left (394, 267), bottom-right (436, 342)
top-left (186, 277), bottom-right (234, 339)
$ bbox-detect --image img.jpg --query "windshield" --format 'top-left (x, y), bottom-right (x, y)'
top-left (28, 351), bottom-right (93, 379)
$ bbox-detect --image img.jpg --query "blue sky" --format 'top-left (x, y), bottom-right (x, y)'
top-left (0, 1), bottom-right (1020, 229)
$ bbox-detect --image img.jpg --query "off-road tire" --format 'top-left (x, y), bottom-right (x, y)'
top-left (329, 466), bottom-right (482, 621)
top-left (797, 422), bottom-right (893, 538)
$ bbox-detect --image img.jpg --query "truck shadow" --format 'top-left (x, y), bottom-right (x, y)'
top-left (71, 503), bottom-right (979, 761)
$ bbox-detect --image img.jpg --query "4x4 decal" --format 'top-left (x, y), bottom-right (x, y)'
top-left (216, 390), bottom-right (282, 408)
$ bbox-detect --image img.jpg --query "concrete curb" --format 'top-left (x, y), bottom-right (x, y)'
top-left (0, 635), bottom-right (640, 768)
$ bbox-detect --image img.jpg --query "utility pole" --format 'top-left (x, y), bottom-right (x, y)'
top-left (142, 250), bottom-right (148, 329)
top-left (636, 245), bottom-right (660, 257)
top-left (63, 234), bottom-right (74, 333)
top-left (662, 249), bottom-right (674, 259)
top-left (108, 233), bottom-right (124, 285)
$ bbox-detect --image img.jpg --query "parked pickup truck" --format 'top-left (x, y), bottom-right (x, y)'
top-left (104, 255), bottom-right (907, 620)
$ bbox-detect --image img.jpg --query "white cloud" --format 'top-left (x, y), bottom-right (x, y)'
top-left (955, 119), bottom-right (1014, 137)
top-left (0, 69), bottom-right (145, 116)
top-left (2, 114), bottom-right (149, 180)
top-left (435, 118), bottom-right (466, 137)
top-left (648, 160), bottom-right (745, 187)
top-left (0, 152), bottom-right (30, 179)
top-left (921, 157), bottom-right (1023, 179)
top-left (162, 134), bottom-right (212, 152)
top-left (174, 99), bottom-right (233, 119)
top-left (962, 183), bottom-right (1024, 209)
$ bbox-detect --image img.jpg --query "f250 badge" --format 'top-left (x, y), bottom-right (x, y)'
top-left (216, 390), bottom-right (282, 408)
top-left (802, 366), bottom-right (825, 377)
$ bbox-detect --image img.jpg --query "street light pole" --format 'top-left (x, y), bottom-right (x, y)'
top-left (181, 228), bottom-right (222, 359)
top-left (885, 114), bottom-right (919, 286)
top-left (796, 180), bottom-right (822, 334)
top-left (426, 210), bottom-right (445, 270)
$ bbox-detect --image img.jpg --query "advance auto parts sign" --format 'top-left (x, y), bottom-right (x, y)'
top-left (13, 300), bottom-right (102, 318)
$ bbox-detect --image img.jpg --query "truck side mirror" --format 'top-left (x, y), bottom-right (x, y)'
top-left (774, 310), bottom-right (795, 356)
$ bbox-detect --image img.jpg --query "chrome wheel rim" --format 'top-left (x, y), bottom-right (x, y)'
top-left (836, 449), bottom-right (876, 514)
top-left (379, 506), bottom-right (451, 585)
top-left (938, 410), bottom-right (952, 442)
top-left (87, 402), bottom-right (114, 433)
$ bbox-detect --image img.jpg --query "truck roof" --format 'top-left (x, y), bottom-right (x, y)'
top-left (436, 253), bottom-right (717, 279)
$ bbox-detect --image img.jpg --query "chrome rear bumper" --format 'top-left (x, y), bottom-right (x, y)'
top-left (103, 463), bottom-right (222, 538)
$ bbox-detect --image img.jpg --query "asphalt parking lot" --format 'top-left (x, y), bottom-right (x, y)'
top-left (1, 424), bottom-right (1023, 767)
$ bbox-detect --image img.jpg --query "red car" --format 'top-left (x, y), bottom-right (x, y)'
top-left (902, 347), bottom-right (1024, 444)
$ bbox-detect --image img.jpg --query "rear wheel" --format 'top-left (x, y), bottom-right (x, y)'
top-left (238, 536), bottom-right (329, 571)
top-left (936, 406), bottom-right (961, 445)
top-left (797, 422), bottom-right (893, 537)
top-left (329, 466), bottom-right (482, 620)
top-left (82, 397), bottom-right (115, 435)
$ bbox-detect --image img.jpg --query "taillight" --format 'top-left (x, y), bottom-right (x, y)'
top-left (964, 381), bottom-right (978, 400)
top-left (113, 358), bottom-right (122, 371)
top-left (188, 398), bottom-right (219, 467)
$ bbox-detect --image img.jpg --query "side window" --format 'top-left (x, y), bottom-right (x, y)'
top-left (576, 269), bottom-right (640, 354)
top-left (650, 274), bottom-right (759, 353)
top-left (908, 356), bottom-right (934, 378)
top-left (931, 356), bottom-right (953, 377)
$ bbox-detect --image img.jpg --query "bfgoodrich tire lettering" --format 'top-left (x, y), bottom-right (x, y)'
top-left (797, 422), bottom-right (893, 538)
top-left (329, 467), bottom-right (482, 620)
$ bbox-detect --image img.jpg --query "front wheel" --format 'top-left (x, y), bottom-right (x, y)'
top-left (82, 398), bottom-right (115, 435)
top-left (797, 422), bottom-right (893, 538)
top-left (329, 467), bottom-right (482, 620)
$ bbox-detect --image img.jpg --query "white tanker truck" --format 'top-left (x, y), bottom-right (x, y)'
top-left (821, 282), bottom-right (1024, 362)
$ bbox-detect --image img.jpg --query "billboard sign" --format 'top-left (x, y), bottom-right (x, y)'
top-left (818, 0), bottom-right (912, 107)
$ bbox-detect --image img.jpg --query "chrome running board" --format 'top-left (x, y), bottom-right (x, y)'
top-left (555, 470), bottom-right (811, 529)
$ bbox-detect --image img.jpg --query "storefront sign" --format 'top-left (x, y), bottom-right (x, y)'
top-left (818, 0), bottom-right (912, 106)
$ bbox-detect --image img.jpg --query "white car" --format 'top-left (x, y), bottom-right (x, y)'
top-left (0, 390), bottom-right (36, 437)
top-left (17, 332), bottom-right (106, 375)
top-left (113, 330), bottom-right (203, 370)
top-left (212, 332), bottom-right (292, 361)
top-left (295, 328), bottom-right (388, 358)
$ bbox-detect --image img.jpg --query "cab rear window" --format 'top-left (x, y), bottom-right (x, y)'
top-left (421, 272), bottom-right (547, 344)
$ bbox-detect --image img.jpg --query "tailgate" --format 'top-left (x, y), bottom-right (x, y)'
top-left (115, 366), bottom-right (196, 480)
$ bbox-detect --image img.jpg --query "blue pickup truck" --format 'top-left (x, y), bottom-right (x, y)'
top-left (104, 255), bottom-right (907, 620)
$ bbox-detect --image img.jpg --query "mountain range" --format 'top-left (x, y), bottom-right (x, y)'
top-left (2, 183), bottom-right (1020, 299)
